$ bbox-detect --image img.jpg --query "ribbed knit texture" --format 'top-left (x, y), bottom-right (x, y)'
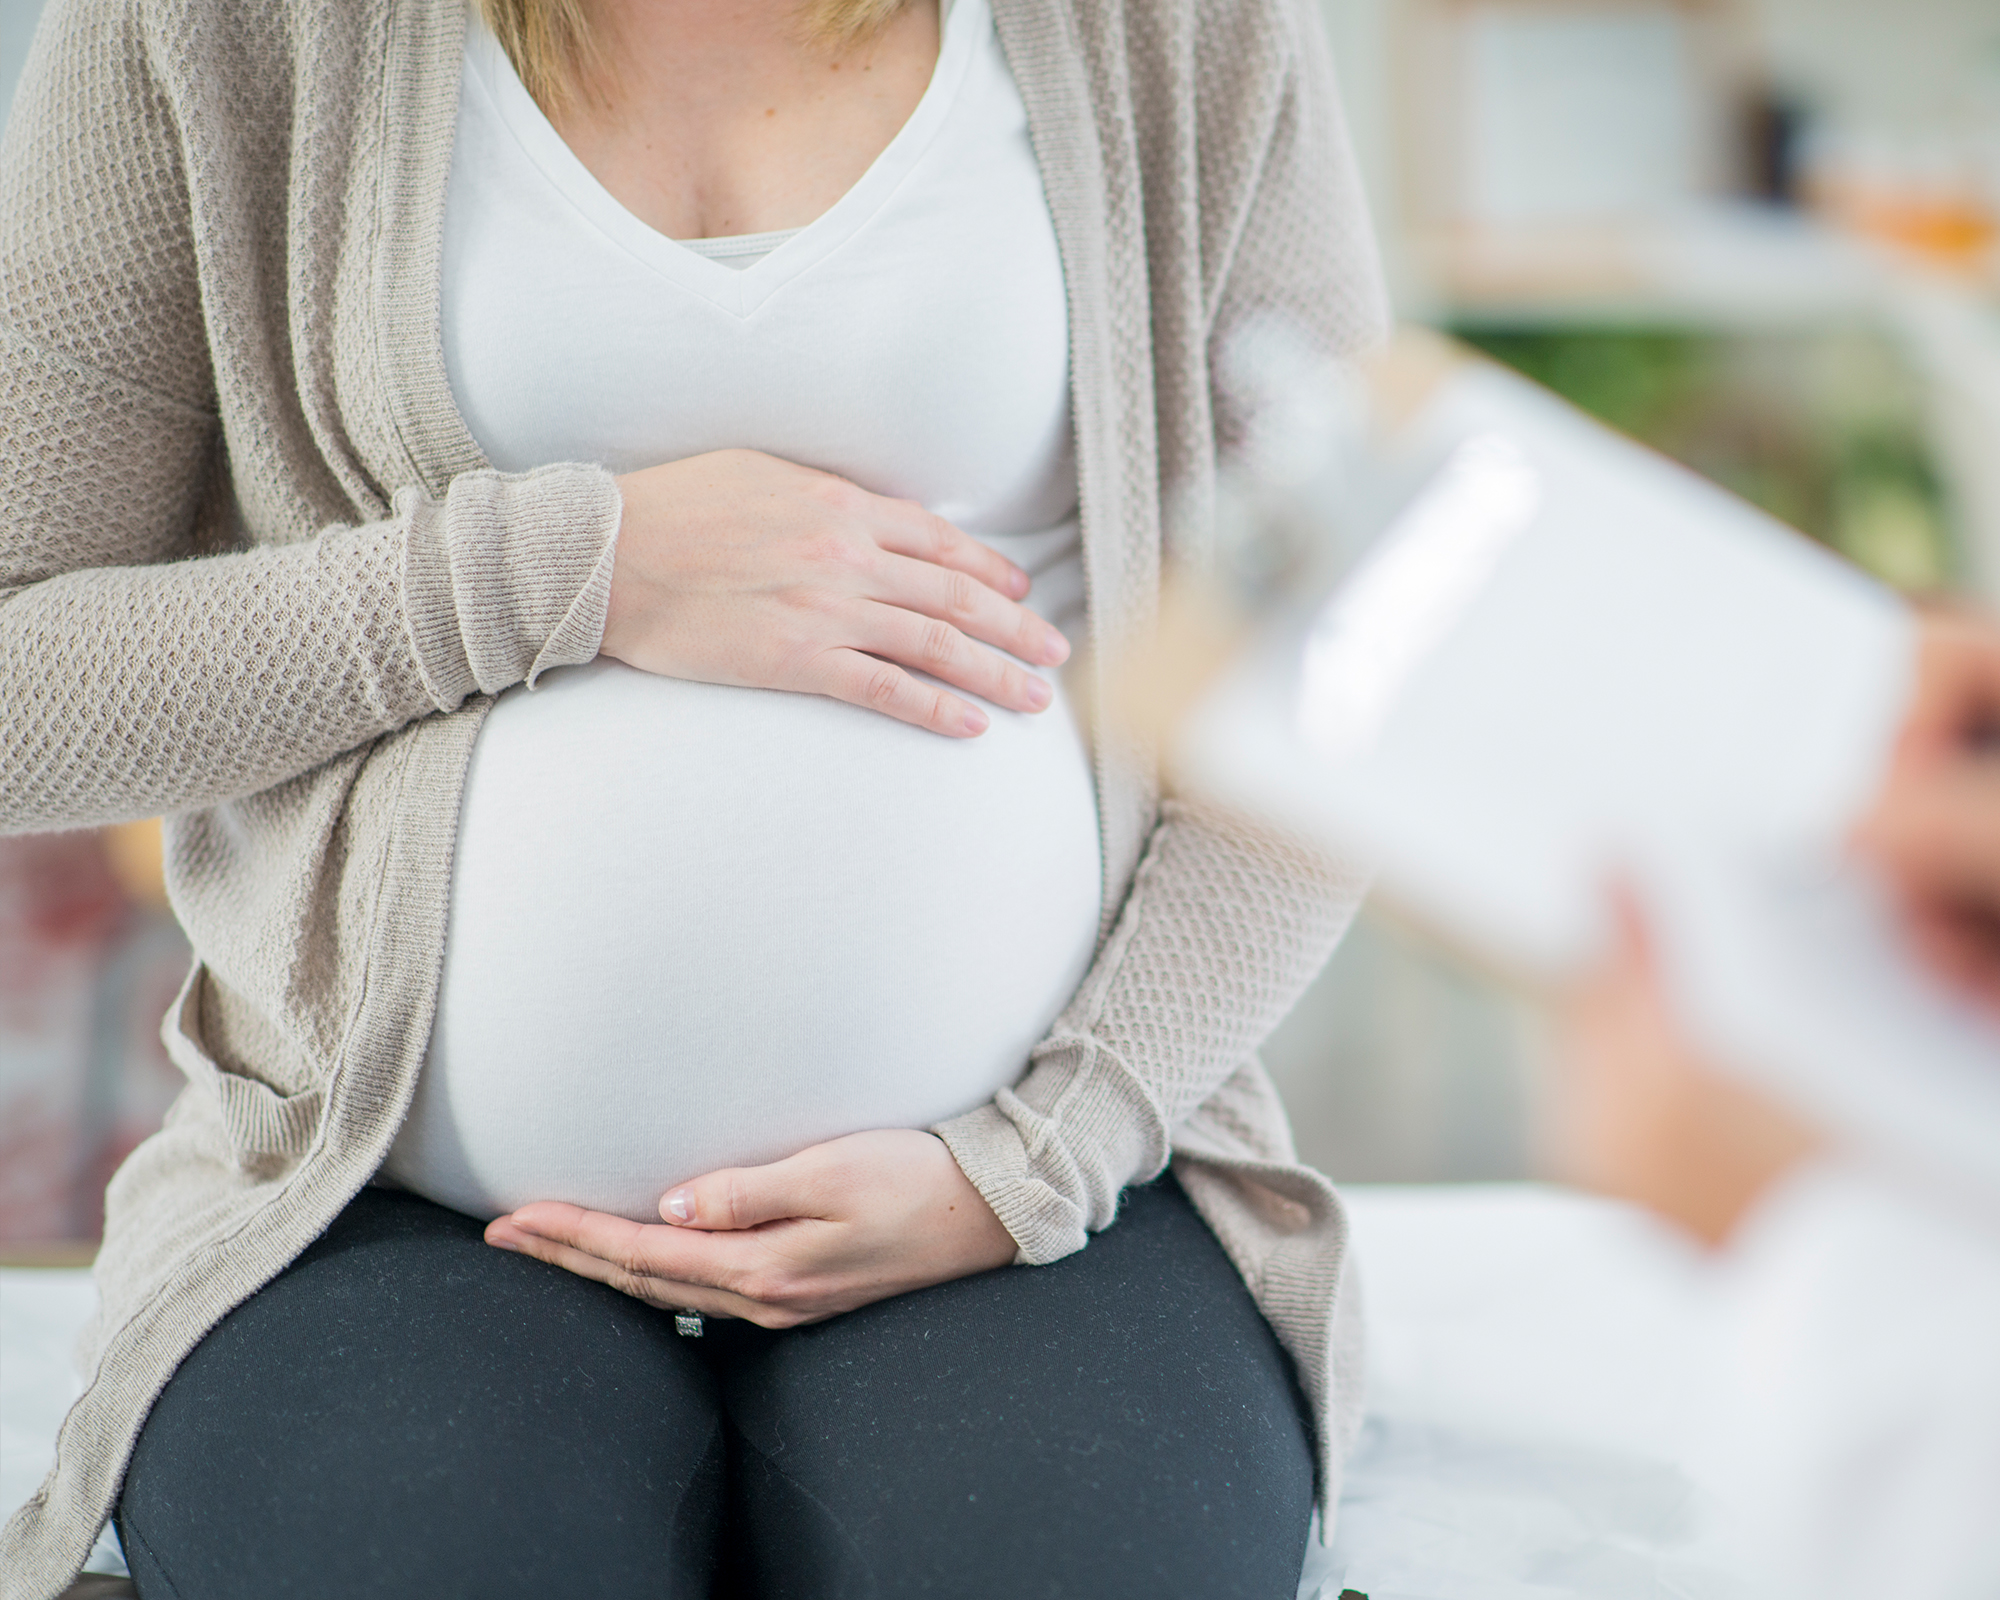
top-left (941, 802), bottom-right (1368, 1253)
top-left (0, 0), bottom-right (1387, 1591)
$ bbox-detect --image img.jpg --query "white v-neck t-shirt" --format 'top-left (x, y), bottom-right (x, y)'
top-left (381, 0), bottom-right (1103, 1224)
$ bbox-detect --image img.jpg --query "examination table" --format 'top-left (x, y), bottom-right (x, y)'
top-left (3, 1186), bottom-right (1745, 1599)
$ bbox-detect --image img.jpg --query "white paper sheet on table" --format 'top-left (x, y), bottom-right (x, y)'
top-left (1325, 1187), bottom-right (1744, 1600)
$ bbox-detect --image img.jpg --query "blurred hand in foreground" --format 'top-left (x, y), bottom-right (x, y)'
top-left (1855, 612), bottom-right (2000, 1010)
top-left (1553, 893), bottom-right (1822, 1247)
top-left (1553, 613), bottom-right (2000, 1244)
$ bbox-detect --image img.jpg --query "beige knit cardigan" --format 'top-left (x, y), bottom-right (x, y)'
top-left (0, 0), bottom-right (1387, 1589)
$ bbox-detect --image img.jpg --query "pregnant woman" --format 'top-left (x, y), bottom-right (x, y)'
top-left (0, 0), bottom-right (1385, 1592)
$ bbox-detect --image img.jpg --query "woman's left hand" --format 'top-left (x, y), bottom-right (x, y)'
top-left (483, 1129), bottom-right (1018, 1327)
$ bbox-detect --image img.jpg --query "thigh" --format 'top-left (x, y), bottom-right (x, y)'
top-left (712, 1176), bottom-right (1314, 1600)
top-left (117, 1187), bottom-right (726, 1600)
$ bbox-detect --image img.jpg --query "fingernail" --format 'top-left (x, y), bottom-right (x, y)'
top-left (1026, 678), bottom-right (1053, 710)
top-left (665, 1190), bottom-right (692, 1223)
top-left (1011, 569), bottom-right (1031, 598)
top-left (489, 1237), bottom-right (520, 1253)
top-left (1045, 631), bottom-right (1069, 664)
top-left (962, 707), bottom-right (989, 735)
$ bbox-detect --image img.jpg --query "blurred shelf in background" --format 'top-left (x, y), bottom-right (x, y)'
top-left (1424, 210), bottom-right (2000, 604)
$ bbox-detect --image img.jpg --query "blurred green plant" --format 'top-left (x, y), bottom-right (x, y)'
top-left (1454, 324), bottom-right (1957, 593)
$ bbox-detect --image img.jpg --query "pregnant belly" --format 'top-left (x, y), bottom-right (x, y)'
top-left (381, 658), bottom-right (1103, 1223)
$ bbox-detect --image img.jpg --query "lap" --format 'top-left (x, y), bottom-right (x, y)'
top-left (118, 1178), bottom-right (1312, 1600)
top-left (117, 1188), bottom-right (726, 1599)
top-left (712, 1177), bottom-right (1314, 1599)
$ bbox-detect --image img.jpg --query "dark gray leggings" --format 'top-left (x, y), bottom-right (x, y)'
top-left (116, 1177), bottom-right (1315, 1599)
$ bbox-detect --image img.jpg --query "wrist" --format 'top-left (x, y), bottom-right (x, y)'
top-left (930, 1132), bottom-right (1018, 1267)
top-left (598, 478), bottom-right (645, 665)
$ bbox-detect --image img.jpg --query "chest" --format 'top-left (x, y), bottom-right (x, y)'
top-left (545, 1), bottom-right (943, 241)
top-left (442, 0), bottom-right (1074, 542)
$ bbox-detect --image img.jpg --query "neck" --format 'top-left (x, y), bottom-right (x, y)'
top-left (571, 0), bottom-right (910, 121)
top-left (543, 0), bottom-right (939, 239)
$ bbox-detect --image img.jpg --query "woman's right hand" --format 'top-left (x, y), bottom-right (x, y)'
top-left (602, 449), bottom-right (1071, 737)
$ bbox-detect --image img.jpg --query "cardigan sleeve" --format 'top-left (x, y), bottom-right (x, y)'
top-left (937, 802), bottom-right (1369, 1260)
top-left (1203, 0), bottom-right (1391, 446)
top-left (0, 0), bottom-right (621, 837)
top-left (934, 0), bottom-right (1387, 1262)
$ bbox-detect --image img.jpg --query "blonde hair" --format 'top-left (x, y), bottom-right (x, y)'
top-left (477, 0), bottom-right (912, 114)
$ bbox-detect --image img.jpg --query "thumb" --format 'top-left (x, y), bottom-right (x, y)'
top-left (660, 1152), bottom-right (826, 1230)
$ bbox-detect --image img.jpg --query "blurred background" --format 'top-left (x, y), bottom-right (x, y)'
top-left (1278, 0), bottom-right (2000, 1188)
top-left (2, 0), bottom-right (1998, 1250)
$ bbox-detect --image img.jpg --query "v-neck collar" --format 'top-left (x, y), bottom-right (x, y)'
top-left (465, 0), bottom-right (983, 319)
top-left (370, 0), bottom-right (1115, 520)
